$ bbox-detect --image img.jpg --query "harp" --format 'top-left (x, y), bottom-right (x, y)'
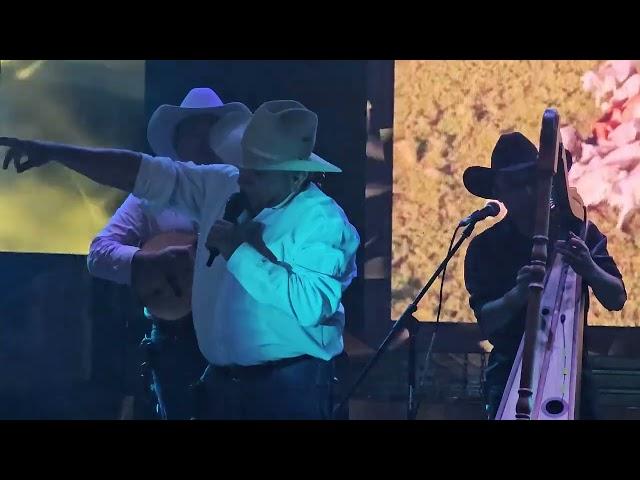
top-left (496, 109), bottom-right (588, 420)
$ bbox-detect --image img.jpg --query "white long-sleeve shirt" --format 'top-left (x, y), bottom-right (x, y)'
top-left (86, 194), bottom-right (196, 285)
top-left (132, 154), bottom-right (360, 366)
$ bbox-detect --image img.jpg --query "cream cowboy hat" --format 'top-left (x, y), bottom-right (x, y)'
top-left (147, 87), bottom-right (250, 161)
top-left (209, 100), bottom-right (342, 173)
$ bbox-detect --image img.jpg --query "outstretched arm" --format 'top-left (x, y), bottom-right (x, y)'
top-left (1, 137), bottom-right (141, 192)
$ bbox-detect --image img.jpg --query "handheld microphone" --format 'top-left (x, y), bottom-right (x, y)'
top-left (207, 192), bottom-right (247, 267)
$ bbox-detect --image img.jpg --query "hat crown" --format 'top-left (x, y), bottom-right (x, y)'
top-left (241, 100), bottom-right (318, 161)
top-left (179, 88), bottom-right (224, 109)
top-left (462, 131), bottom-right (539, 199)
top-left (209, 99), bottom-right (341, 173)
top-left (491, 131), bottom-right (538, 169)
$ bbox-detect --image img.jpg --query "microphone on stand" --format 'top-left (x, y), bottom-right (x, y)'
top-left (458, 201), bottom-right (501, 227)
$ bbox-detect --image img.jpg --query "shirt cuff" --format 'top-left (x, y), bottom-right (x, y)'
top-left (117, 244), bottom-right (141, 285)
top-left (109, 244), bottom-right (141, 285)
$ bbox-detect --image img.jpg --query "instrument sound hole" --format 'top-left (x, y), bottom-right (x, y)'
top-left (544, 399), bottom-right (565, 416)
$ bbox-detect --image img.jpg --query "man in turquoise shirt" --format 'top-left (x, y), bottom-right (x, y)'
top-left (1, 100), bottom-right (360, 419)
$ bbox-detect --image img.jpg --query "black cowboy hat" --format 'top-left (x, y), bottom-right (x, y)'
top-left (463, 132), bottom-right (539, 199)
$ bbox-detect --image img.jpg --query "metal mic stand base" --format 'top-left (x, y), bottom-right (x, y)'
top-left (333, 222), bottom-right (476, 419)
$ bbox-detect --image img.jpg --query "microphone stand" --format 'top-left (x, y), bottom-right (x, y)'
top-left (334, 221), bottom-right (478, 419)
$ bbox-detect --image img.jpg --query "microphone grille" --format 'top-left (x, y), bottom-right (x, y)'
top-left (485, 201), bottom-right (501, 216)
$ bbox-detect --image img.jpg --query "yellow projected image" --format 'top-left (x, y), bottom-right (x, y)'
top-left (393, 60), bottom-right (640, 327)
top-left (0, 60), bottom-right (145, 255)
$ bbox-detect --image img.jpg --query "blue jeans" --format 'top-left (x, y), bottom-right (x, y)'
top-left (198, 355), bottom-right (337, 420)
top-left (140, 316), bottom-right (207, 420)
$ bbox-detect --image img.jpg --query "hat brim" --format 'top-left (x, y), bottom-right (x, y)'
top-left (463, 162), bottom-right (537, 199)
top-left (210, 114), bottom-right (342, 173)
top-left (244, 151), bottom-right (342, 173)
top-left (147, 102), bottom-right (251, 160)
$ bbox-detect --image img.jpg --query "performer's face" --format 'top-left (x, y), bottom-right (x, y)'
top-left (173, 114), bottom-right (220, 164)
top-left (494, 168), bottom-right (537, 220)
top-left (238, 168), bottom-right (308, 212)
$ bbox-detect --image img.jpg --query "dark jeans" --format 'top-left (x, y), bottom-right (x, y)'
top-left (139, 316), bottom-right (207, 420)
top-left (197, 355), bottom-right (337, 420)
top-left (482, 350), bottom-right (512, 420)
top-left (485, 383), bottom-right (505, 420)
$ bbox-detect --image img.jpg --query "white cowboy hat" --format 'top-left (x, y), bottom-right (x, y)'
top-left (147, 87), bottom-right (250, 161)
top-left (209, 100), bottom-right (342, 173)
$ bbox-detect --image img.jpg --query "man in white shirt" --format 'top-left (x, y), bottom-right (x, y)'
top-left (1, 99), bottom-right (360, 419)
top-left (87, 88), bottom-right (250, 419)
